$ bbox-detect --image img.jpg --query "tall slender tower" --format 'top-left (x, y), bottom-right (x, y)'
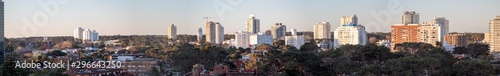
top-left (206, 21), bottom-right (216, 43)
top-left (215, 22), bottom-right (224, 44)
top-left (168, 24), bottom-right (177, 39)
top-left (246, 15), bottom-right (260, 34)
top-left (489, 16), bottom-right (500, 53)
top-left (402, 11), bottom-right (419, 24)
top-left (198, 27), bottom-right (203, 42)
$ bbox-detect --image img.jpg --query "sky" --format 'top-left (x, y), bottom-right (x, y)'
top-left (4, 0), bottom-right (500, 38)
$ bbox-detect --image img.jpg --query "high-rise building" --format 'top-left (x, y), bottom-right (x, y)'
top-left (206, 21), bottom-right (216, 43)
top-left (250, 32), bottom-right (273, 48)
top-left (246, 15), bottom-right (260, 33)
top-left (271, 23), bottom-right (286, 39)
top-left (489, 16), bottom-right (500, 52)
top-left (74, 27), bottom-right (84, 39)
top-left (285, 29), bottom-right (306, 49)
top-left (340, 14), bottom-right (358, 25)
top-left (83, 29), bottom-right (93, 41)
top-left (168, 24), bottom-right (177, 39)
top-left (314, 22), bottom-right (331, 39)
top-left (198, 27), bottom-right (203, 42)
top-left (444, 33), bottom-right (470, 47)
top-left (431, 17), bottom-right (449, 34)
top-left (235, 31), bottom-right (251, 48)
top-left (390, 24), bottom-right (421, 52)
top-left (334, 21), bottom-right (367, 46)
top-left (92, 30), bottom-right (99, 41)
top-left (419, 23), bottom-right (444, 46)
top-left (75, 27), bottom-right (98, 42)
top-left (402, 11), bottom-right (419, 24)
top-left (215, 22), bottom-right (224, 44)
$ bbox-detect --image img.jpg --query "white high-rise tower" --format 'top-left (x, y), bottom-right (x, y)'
top-left (215, 22), bottom-right (224, 44)
top-left (206, 21), bottom-right (216, 43)
top-left (334, 15), bottom-right (367, 46)
top-left (168, 24), bottom-right (177, 39)
top-left (489, 16), bottom-right (500, 53)
top-left (74, 27), bottom-right (84, 39)
top-left (314, 22), bottom-right (331, 39)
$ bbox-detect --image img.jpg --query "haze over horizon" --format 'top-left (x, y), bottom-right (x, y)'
top-left (5, 0), bottom-right (500, 38)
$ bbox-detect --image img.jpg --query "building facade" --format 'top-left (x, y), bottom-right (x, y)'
top-left (246, 15), bottom-right (260, 34)
top-left (82, 29), bottom-right (99, 41)
top-left (206, 21), bottom-right (216, 43)
top-left (249, 33), bottom-right (273, 48)
top-left (444, 33), bottom-right (470, 47)
top-left (215, 22), bottom-right (224, 44)
top-left (73, 27), bottom-right (84, 39)
top-left (271, 23), bottom-right (286, 40)
top-left (419, 23), bottom-right (444, 46)
top-left (198, 27), bottom-right (203, 42)
top-left (286, 29), bottom-right (306, 49)
top-left (314, 22), bottom-right (331, 39)
top-left (390, 24), bottom-right (421, 51)
top-left (340, 14), bottom-right (358, 25)
top-left (235, 31), bottom-right (251, 48)
top-left (334, 15), bottom-right (366, 46)
top-left (402, 11), bottom-right (419, 24)
top-left (333, 24), bottom-right (367, 46)
top-left (489, 16), bottom-right (500, 52)
top-left (168, 24), bottom-right (177, 39)
top-left (431, 17), bottom-right (449, 34)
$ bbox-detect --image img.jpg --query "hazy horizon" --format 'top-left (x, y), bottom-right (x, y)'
top-left (5, 0), bottom-right (500, 38)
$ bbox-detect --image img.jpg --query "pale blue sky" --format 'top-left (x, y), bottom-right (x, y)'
top-left (5, 0), bottom-right (500, 38)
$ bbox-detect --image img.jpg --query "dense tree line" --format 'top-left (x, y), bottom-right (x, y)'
top-left (144, 41), bottom-right (499, 75)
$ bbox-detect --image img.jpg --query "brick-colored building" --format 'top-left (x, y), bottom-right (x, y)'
top-left (391, 24), bottom-right (421, 52)
top-left (445, 33), bottom-right (470, 47)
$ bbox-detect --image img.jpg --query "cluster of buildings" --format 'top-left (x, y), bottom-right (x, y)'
top-left (390, 11), bottom-right (451, 52)
top-left (214, 14), bottom-right (368, 50)
top-left (74, 27), bottom-right (100, 42)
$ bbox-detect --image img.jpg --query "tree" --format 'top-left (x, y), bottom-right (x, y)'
top-left (453, 46), bottom-right (467, 54)
top-left (385, 56), bottom-right (426, 76)
top-left (149, 67), bottom-right (161, 76)
top-left (255, 44), bottom-right (274, 51)
top-left (273, 40), bottom-right (285, 48)
top-left (466, 43), bottom-right (489, 58)
top-left (46, 50), bottom-right (67, 56)
top-left (452, 59), bottom-right (494, 76)
top-left (299, 43), bottom-right (318, 52)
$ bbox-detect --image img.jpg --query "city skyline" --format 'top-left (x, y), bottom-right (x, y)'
top-left (5, 0), bottom-right (500, 38)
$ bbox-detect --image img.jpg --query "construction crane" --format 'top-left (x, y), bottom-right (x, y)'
top-left (202, 17), bottom-right (219, 22)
